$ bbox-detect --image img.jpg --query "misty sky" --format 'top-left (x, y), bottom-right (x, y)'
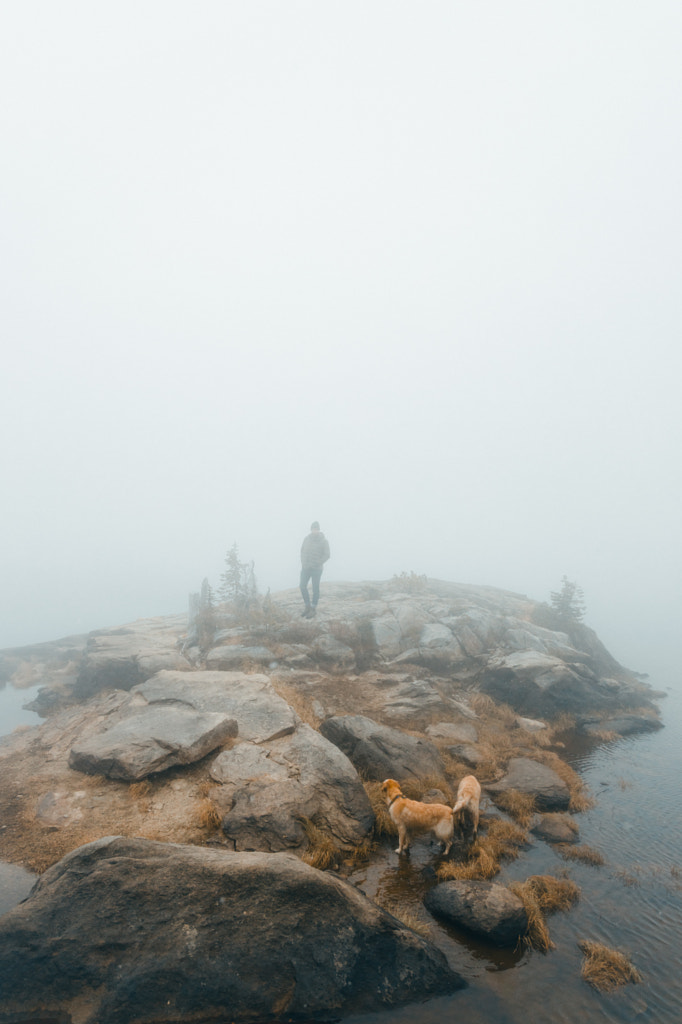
top-left (1, 3), bottom-right (680, 674)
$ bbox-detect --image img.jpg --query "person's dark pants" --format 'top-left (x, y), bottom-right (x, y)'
top-left (300, 567), bottom-right (322, 608)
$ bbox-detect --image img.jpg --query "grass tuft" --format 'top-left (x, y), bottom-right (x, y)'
top-left (438, 818), bottom-right (528, 882)
top-left (578, 940), bottom-right (642, 991)
top-left (300, 818), bottom-right (339, 871)
top-left (556, 843), bottom-right (605, 866)
top-left (196, 798), bottom-right (221, 832)
top-left (490, 789), bottom-right (537, 827)
top-left (510, 875), bottom-right (581, 952)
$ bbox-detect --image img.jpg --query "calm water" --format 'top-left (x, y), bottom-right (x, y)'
top-left (1, 678), bottom-right (681, 1021)
top-left (345, 679), bottom-right (682, 1024)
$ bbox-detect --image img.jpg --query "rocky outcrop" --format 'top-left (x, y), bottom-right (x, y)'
top-left (0, 837), bottom-right (465, 1022)
top-left (73, 617), bottom-right (191, 699)
top-left (424, 880), bottom-right (528, 947)
top-left (66, 671), bottom-right (296, 781)
top-left (486, 757), bottom-right (571, 812)
top-left (210, 724), bottom-right (374, 852)
top-left (320, 714), bottom-right (446, 783)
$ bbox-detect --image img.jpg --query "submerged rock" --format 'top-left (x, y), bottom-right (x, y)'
top-left (486, 757), bottom-right (571, 811)
top-left (531, 812), bottom-right (580, 845)
top-left (424, 880), bottom-right (528, 947)
top-left (581, 713), bottom-right (664, 737)
top-left (0, 837), bottom-right (465, 1022)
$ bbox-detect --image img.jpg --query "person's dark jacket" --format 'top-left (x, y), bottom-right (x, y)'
top-left (301, 532), bottom-right (330, 570)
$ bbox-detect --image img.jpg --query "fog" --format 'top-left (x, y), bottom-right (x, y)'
top-left (1, 4), bottom-right (680, 678)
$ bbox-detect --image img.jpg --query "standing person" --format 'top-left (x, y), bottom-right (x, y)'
top-left (299, 521), bottom-right (330, 617)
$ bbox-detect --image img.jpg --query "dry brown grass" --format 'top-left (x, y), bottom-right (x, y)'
top-left (578, 940), bottom-right (642, 991)
top-left (270, 680), bottom-right (321, 729)
top-left (531, 750), bottom-right (595, 812)
top-left (129, 780), bottom-right (152, 800)
top-left (490, 789), bottom-right (537, 827)
top-left (510, 874), bottom-right (580, 952)
top-left (300, 818), bottom-right (339, 870)
top-left (363, 781), bottom-right (397, 837)
top-left (556, 844), bottom-right (605, 866)
top-left (196, 798), bottom-right (222, 832)
top-left (437, 818), bottom-right (529, 882)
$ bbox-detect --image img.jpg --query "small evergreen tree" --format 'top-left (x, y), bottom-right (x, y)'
top-left (219, 543), bottom-right (247, 605)
top-left (550, 576), bottom-right (586, 625)
top-left (219, 543), bottom-right (259, 612)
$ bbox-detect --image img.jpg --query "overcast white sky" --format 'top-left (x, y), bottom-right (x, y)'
top-left (1, 2), bottom-right (680, 675)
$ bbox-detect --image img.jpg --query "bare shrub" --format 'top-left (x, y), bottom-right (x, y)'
top-left (389, 571), bottom-right (428, 593)
top-left (578, 940), bottom-right (642, 991)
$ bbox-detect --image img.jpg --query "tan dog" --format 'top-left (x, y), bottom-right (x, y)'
top-left (453, 774), bottom-right (481, 841)
top-left (381, 778), bottom-right (455, 855)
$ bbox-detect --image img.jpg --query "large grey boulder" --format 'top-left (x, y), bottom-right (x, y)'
top-left (210, 724), bottom-right (374, 851)
top-left (424, 880), bottom-right (528, 947)
top-left (319, 714), bottom-right (446, 783)
top-left (0, 837), bottom-right (464, 1022)
top-left (486, 757), bottom-right (570, 812)
top-left (134, 670), bottom-right (298, 743)
top-left (69, 705), bottom-right (237, 781)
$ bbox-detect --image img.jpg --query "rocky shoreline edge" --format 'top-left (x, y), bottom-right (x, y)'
top-left (0, 578), bottom-right (661, 1022)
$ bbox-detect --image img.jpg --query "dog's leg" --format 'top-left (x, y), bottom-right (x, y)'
top-left (396, 825), bottom-right (409, 855)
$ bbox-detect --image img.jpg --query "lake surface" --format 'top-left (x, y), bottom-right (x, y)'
top-left (0, 675), bottom-right (680, 1021)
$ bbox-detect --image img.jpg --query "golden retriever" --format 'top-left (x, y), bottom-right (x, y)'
top-left (453, 774), bottom-right (481, 840)
top-left (381, 778), bottom-right (455, 855)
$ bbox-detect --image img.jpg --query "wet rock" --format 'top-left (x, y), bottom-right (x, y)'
top-left (486, 757), bottom-right (570, 811)
top-left (0, 837), bottom-right (465, 1022)
top-left (424, 880), bottom-right (528, 947)
top-left (581, 713), bottom-right (664, 737)
top-left (531, 813), bottom-right (580, 845)
top-left (210, 724), bottom-right (374, 852)
top-left (319, 714), bottom-right (446, 783)
top-left (516, 716), bottom-right (548, 733)
top-left (69, 705), bottom-right (238, 781)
